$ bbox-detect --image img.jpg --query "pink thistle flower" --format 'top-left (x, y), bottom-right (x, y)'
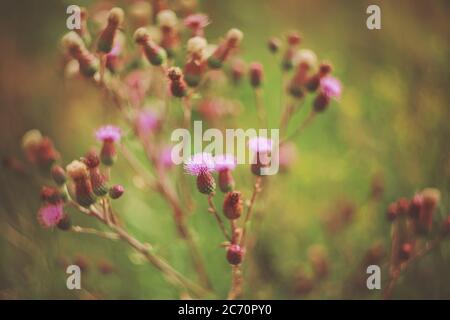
top-left (214, 154), bottom-right (237, 172)
top-left (136, 109), bottom-right (161, 136)
top-left (319, 76), bottom-right (342, 99)
top-left (184, 152), bottom-right (215, 176)
top-left (184, 13), bottom-right (210, 37)
top-left (160, 146), bottom-right (175, 169)
top-left (248, 137), bottom-right (273, 153)
top-left (95, 125), bottom-right (122, 142)
top-left (37, 203), bottom-right (64, 228)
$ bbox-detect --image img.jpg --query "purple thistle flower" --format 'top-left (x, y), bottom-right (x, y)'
top-left (37, 203), bottom-right (64, 228)
top-left (95, 125), bottom-right (122, 142)
top-left (184, 152), bottom-right (215, 176)
top-left (136, 109), bottom-right (160, 136)
top-left (214, 154), bottom-right (237, 171)
top-left (248, 137), bottom-right (273, 153)
top-left (319, 76), bottom-right (342, 99)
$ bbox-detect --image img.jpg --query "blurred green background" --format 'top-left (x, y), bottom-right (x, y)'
top-left (0, 0), bottom-right (449, 299)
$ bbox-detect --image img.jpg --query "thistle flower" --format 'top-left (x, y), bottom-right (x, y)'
top-left (215, 154), bottom-right (236, 192)
top-left (41, 186), bottom-right (64, 205)
top-left (249, 137), bottom-right (272, 176)
top-left (282, 31), bottom-right (302, 70)
top-left (62, 32), bottom-right (98, 78)
top-left (207, 28), bottom-right (243, 69)
top-left (22, 129), bottom-right (60, 169)
top-left (109, 184), bottom-right (124, 199)
top-left (135, 109), bottom-right (161, 137)
top-left (82, 150), bottom-right (109, 196)
top-left (157, 10), bottom-right (179, 57)
top-left (51, 165), bottom-right (67, 186)
top-left (184, 153), bottom-right (216, 195)
top-left (37, 203), bottom-right (64, 228)
top-left (95, 125), bottom-right (122, 166)
top-left (184, 13), bottom-right (210, 37)
top-left (167, 67), bottom-right (188, 97)
top-left (97, 7), bottom-right (124, 54)
top-left (223, 191), bottom-right (243, 220)
top-left (134, 27), bottom-right (167, 66)
top-left (184, 37), bottom-right (207, 87)
top-left (249, 62), bottom-right (263, 88)
top-left (268, 37), bottom-right (281, 53)
top-left (226, 244), bottom-right (244, 265)
top-left (313, 75), bottom-right (342, 112)
top-left (66, 160), bottom-right (96, 207)
top-left (306, 63), bottom-right (333, 92)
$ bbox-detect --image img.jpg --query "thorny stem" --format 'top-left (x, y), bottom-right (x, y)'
top-left (383, 235), bottom-right (445, 299)
top-left (70, 199), bottom-right (211, 298)
top-left (227, 265), bottom-right (243, 300)
top-left (207, 194), bottom-right (231, 242)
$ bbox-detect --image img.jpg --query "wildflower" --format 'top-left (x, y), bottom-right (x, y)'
top-left (226, 244), bottom-right (244, 265)
top-left (157, 10), bottom-right (179, 57)
top-left (184, 153), bottom-right (216, 195)
top-left (215, 154), bottom-right (236, 192)
top-left (184, 13), bottom-right (210, 37)
top-left (223, 191), bottom-right (243, 220)
top-left (268, 37), bottom-right (281, 53)
top-left (184, 37), bottom-right (207, 87)
top-left (249, 62), bottom-right (263, 88)
top-left (62, 32), bottom-right (98, 78)
top-left (207, 28), bottom-right (243, 69)
top-left (41, 186), bottom-right (63, 205)
top-left (134, 27), bottom-right (167, 66)
top-left (51, 165), bottom-right (67, 186)
top-left (97, 7), bottom-right (124, 54)
top-left (135, 109), bottom-right (161, 137)
top-left (167, 67), bottom-right (188, 98)
top-left (82, 150), bottom-right (109, 196)
top-left (306, 62), bottom-right (333, 92)
top-left (313, 75), bottom-right (342, 112)
top-left (282, 31), bottom-right (302, 70)
top-left (95, 125), bottom-right (122, 166)
top-left (109, 185), bottom-right (125, 199)
top-left (22, 129), bottom-right (60, 169)
top-left (37, 203), bottom-right (64, 228)
top-left (248, 137), bottom-right (272, 176)
top-left (66, 160), bottom-right (96, 207)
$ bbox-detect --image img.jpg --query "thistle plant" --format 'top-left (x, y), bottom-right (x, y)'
top-left (11, 3), bottom-right (446, 300)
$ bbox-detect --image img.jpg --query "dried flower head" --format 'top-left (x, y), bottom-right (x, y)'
top-left (66, 160), bottom-right (89, 180)
top-left (41, 186), bottom-right (63, 205)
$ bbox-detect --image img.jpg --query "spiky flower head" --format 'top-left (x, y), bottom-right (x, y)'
top-left (184, 13), bottom-right (210, 36)
top-left (95, 125), bottom-right (122, 142)
top-left (319, 76), bottom-right (342, 99)
top-left (37, 203), bottom-right (64, 228)
top-left (82, 150), bottom-right (109, 196)
top-left (167, 67), bottom-right (187, 97)
top-left (226, 28), bottom-right (244, 47)
top-left (184, 152), bottom-right (215, 176)
top-left (223, 191), bottom-right (243, 220)
top-left (187, 36), bottom-right (207, 58)
top-left (97, 7), bottom-right (124, 53)
top-left (226, 244), bottom-right (244, 265)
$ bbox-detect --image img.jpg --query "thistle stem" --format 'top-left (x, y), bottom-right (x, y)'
top-left (240, 177), bottom-right (262, 247)
top-left (207, 194), bottom-right (232, 242)
top-left (71, 225), bottom-right (120, 240)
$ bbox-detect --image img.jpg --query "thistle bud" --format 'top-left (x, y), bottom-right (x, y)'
top-left (167, 67), bottom-right (188, 97)
top-left (22, 129), bottom-right (60, 170)
top-left (134, 27), bottom-right (167, 66)
top-left (313, 76), bottom-right (342, 113)
top-left (226, 244), bottom-right (244, 265)
top-left (184, 37), bottom-right (207, 87)
top-left (97, 7), bottom-right (124, 54)
top-left (230, 59), bottom-right (246, 84)
top-left (268, 37), bottom-right (281, 53)
top-left (223, 191), bottom-right (243, 220)
top-left (95, 125), bottom-right (122, 166)
top-left (197, 170), bottom-right (216, 195)
top-left (41, 186), bottom-right (63, 205)
top-left (306, 62), bottom-right (333, 92)
top-left (184, 13), bottom-right (210, 37)
top-left (109, 184), bottom-right (125, 199)
top-left (62, 32), bottom-right (98, 78)
top-left (249, 62), bottom-right (263, 88)
top-left (208, 28), bottom-right (243, 69)
top-left (83, 150), bottom-right (109, 196)
top-left (288, 62), bottom-right (309, 98)
top-left (66, 160), bottom-right (96, 207)
top-left (51, 165), bottom-right (67, 186)
top-left (215, 154), bottom-right (236, 192)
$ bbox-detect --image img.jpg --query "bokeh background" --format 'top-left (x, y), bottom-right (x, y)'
top-left (0, 0), bottom-right (449, 299)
